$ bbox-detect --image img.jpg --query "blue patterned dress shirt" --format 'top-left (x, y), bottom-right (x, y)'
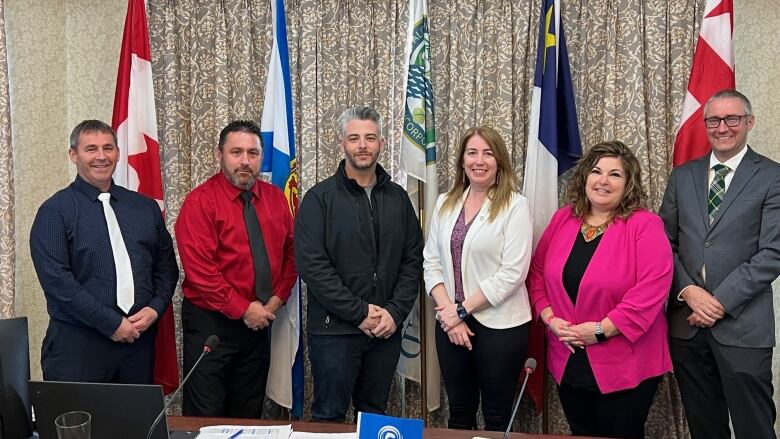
top-left (30, 175), bottom-right (179, 337)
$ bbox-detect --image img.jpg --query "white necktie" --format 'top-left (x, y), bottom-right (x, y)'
top-left (98, 193), bottom-right (134, 313)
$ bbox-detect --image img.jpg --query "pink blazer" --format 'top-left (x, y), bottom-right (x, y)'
top-left (527, 206), bottom-right (673, 393)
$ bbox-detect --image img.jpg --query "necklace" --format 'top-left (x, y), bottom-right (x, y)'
top-left (580, 219), bottom-right (610, 242)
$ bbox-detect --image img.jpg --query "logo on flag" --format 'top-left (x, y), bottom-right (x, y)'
top-left (397, 0), bottom-right (441, 414)
top-left (283, 158), bottom-right (300, 217)
top-left (402, 13), bottom-right (435, 177)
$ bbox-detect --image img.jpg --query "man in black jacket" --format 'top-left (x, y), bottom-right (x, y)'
top-left (295, 106), bottom-right (423, 421)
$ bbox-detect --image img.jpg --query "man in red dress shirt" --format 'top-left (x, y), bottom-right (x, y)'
top-left (175, 120), bottom-right (296, 417)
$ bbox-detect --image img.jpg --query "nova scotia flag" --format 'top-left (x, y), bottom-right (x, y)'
top-left (261, 0), bottom-right (303, 417)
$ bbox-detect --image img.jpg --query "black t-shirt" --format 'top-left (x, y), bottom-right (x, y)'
top-left (560, 229), bottom-right (604, 391)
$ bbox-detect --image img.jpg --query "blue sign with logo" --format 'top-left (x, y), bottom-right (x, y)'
top-left (357, 412), bottom-right (423, 439)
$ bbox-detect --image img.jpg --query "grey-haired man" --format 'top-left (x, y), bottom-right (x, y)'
top-left (295, 106), bottom-right (423, 421)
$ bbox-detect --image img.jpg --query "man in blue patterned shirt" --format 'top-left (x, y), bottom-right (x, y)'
top-left (30, 120), bottom-right (178, 383)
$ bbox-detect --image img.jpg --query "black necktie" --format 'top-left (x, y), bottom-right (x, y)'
top-left (240, 190), bottom-right (273, 302)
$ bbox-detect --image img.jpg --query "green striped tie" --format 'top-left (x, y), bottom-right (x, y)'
top-left (708, 164), bottom-right (730, 224)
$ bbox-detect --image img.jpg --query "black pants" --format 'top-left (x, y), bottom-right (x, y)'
top-left (41, 318), bottom-right (155, 383)
top-left (671, 329), bottom-right (775, 439)
top-left (435, 318), bottom-right (528, 431)
top-left (181, 299), bottom-right (272, 418)
top-left (557, 374), bottom-right (661, 439)
top-left (308, 331), bottom-right (402, 421)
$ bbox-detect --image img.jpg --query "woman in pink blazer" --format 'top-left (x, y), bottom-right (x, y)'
top-left (527, 141), bottom-right (673, 439)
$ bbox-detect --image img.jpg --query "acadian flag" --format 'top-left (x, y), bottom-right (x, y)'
top-left (397, 0), bottom-right (441, 413)
top-left (673, 0), bottom-right (734, 166)
top-left (522, 0), bottom-right (581, 412)
top-left (111, 0), bottom-right (178, 395)
top-left (261, 0), bottom-right (303, 417)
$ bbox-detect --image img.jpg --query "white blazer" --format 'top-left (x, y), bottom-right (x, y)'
top-left (423, 189), bottom-right (533, 329)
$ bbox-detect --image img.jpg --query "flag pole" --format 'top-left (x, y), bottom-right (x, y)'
top-left (417, 178), bottom-right (429, 426)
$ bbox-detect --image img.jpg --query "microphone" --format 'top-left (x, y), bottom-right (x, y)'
top-left (145, 335), bottom-right (219, 439)
top-left (503, 358), bottom-right (537, 439)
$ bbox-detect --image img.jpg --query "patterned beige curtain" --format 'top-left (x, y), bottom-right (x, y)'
top-left (566, 0), bottom-right (707, 210)
top-left (149, 0), bottom-right (706, 435)
top-left (295, 0), bottom-right (409, 189)
top-left (149, 0), bottom-right (274, 204)
top-left (0, 0), bottom-right (14, 320)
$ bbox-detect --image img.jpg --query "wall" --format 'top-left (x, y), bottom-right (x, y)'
top-left (6, 0), bottom-right (124, 379)
top-left (736, 0), bottom-right (780, 158)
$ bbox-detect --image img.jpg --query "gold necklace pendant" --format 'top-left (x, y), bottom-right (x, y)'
top-left (580, 220), bottom-right (610, 242)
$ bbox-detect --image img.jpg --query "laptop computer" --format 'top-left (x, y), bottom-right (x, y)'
top-left (29, 380), bottom-right (169, 439)
top-left (0, 317), bottom-right (33, 439)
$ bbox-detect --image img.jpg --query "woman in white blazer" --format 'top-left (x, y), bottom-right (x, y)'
top-left (424, 126), bottom-right (533, 431)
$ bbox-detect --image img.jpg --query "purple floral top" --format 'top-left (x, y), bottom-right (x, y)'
top-left (450, 207), bottom-right (475, 303)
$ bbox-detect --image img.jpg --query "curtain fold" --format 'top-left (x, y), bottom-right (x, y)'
top-left (0, 0), bottom-right (14, 320)
top-left (148, 0), bottom-right (705, 434)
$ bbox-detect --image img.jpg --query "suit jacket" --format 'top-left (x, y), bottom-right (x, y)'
top-left (659, 146), bottom-right (780, 348)
top-left (527, 206), bottom-right (673, 393)
top-left (423, 189), bottom-right (533, 329)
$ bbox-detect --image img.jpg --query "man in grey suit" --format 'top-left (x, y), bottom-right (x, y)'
top-left (660, 89), bottom-right (780, 439)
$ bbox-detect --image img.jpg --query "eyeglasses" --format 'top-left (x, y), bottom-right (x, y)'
top-left (704, 115), bottom-right (749, 129)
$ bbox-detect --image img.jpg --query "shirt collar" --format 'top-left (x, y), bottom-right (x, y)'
top-left (72, 174), bottom-right (117, 201)
top-left (709, 145), bottom-right (749, 172)
top-left (216, 171), bottom-right (260, 202)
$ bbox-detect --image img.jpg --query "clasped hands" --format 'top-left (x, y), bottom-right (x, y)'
top-left (682, 285), bottom-right (725, 328)
top-left (111, 306), bottom-right (158, 343)
top-left (242, 299), bottom-right (280, 331)
top-left (435, 303), bottom-right (474, 351)
top-left (358, 304), bottom-right (397, 339)
top-left (547, 317), bottom-right (599, 353)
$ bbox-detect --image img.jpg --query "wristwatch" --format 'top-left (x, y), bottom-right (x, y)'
top-left (594, 322), bottom-right (606, 343)
top-left (455, 302), bottom-right (469, 320)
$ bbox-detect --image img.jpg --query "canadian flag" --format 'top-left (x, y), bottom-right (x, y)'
top-left (673, 0), bottom-right (734, 166)
top-left (112, 0), bottom-right (178, 394)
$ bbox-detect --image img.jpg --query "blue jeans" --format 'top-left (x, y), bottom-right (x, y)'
top-left (308, 331), bottom-right (401, 421)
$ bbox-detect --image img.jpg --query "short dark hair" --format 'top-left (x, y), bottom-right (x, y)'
top-left (704, 89), bottom-right (753, 116)
top-left (566, 140), bottom-right (647, 219)
top-left (69, 120), bottom-right (117, 150)
top-left (218, 120), bottom-right (263, 151)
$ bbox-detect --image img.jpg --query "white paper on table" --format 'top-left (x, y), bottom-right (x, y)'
top-left (290, 432), bottom-right (357, 439)
top-left (197, 424), bottom-right (292, 439)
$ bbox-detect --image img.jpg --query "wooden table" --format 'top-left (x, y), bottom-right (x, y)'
top-left (167, 416), bottom-right (598, 439)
